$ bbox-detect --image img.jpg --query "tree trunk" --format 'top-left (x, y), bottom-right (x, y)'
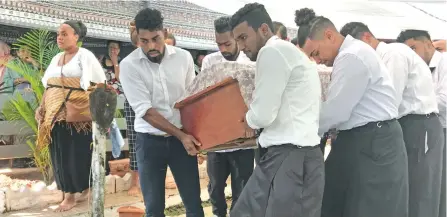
top-left (90, 122), bottom-right (107, 217)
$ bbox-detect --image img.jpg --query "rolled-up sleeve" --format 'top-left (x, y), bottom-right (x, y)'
top-left (319, 53), bottom-right (370, 136)
top-left (120, 60), bottom-right (153, 119)
top-left (246, 47), bottom-right (291, 129)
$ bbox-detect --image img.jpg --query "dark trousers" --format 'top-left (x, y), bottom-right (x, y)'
top-left (207, 149), bottom-right (254, 217)
top-left (136, 133), bottom-right (204, 217)
top-left (399, 114), bottom-right (444, 217)
top-left (440, 128), bottom-right (446, 217)
top-left (319, 133), bottom-right (328, 154)
top-left (322, 119), bottom-right (409, 217)
top-left (254, 143), bottom-right (267, 165)
top-left (231, 144), bottom-right (324, 217)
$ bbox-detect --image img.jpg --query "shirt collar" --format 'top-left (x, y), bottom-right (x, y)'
top-left (266, 35), bottom-right (280, 46)
top-left (137, 45), bottom-right (176, 61)
top-left (376, 41), bottom-right (387, 53)
top-left (339, 35), bottom-right (354, 52)
top-left (429, 50), bottom-right (442, 68)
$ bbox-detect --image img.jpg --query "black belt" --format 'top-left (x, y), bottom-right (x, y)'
top-left (270, 143), bottom-right (320, 150)
top-left (47, 84), bottom-right (84, 91)
top-left (342, 118), bottom-right (397, 133)
top-left (404, 112), bottom-right (437, 118)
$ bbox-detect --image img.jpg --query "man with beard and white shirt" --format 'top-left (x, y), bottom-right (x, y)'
top-left (120, 8), bottom-right (204, 217)
top-left (295, 8), bottom-right (408, 217)
top-left (341, 22), bottom-right (443, 217)
top-left (200, 16), bottom-right (255, 217)
top-left (397, 29), bottom-right (447, 217)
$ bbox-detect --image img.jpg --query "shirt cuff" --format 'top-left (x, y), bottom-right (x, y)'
top-left (134, 103), bottom-right (153, 119)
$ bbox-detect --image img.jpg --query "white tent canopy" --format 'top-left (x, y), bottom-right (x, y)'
top-left (188, 0), bottom-right (447, 40)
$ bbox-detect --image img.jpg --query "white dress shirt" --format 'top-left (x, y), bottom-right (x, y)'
top-left (201, 51), bottom-right (254, 152)
top-left (319, 35), bottom-right (398, 136)
top-left (430, 51), bottom-right (447, 128)
top-left (246, 36), bottom-right (321, 148)
top-left (119, 45), bottom-right (195, 134)
top-left (376, 42), bottom-right (438, 118)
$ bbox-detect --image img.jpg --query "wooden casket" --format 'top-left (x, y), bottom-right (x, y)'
top-left (175, 77), bottom-right (256, 151)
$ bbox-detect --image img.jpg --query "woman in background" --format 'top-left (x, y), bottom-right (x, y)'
top-left (35, 20), bottom-right (106, 212)
top-left (100, 40), bottom-right (122, 94)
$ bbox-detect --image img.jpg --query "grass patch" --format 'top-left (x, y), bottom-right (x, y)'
top-left (165, 196), bottom-right (232, 216)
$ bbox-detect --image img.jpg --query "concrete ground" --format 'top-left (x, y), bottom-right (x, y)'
top-left (3, 185), bottom-right (232, 217)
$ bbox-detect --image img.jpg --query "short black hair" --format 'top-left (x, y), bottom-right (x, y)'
top-left (167, 33), bottom-right (176, 45)
top-left (396, 29), bottom-right (432, 43)
top-left (273, 21), bottom-right (287, 40)
top-left (107, 40), bottom-right (121, 47)
top-left (134, 8), bottom-right (164, 32)
top-left (291, 37), bottom-right (298, 45)
top-left (340, 22), bottom-right (374, 39)
top-left (230, 3), bottom-right (274, 32)
top-left (214, 16), bottom-right (232, 34)
top-left (294, 8), bottom-right (335, 48)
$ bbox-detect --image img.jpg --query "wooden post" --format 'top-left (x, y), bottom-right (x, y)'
top-left (89, 84), bottom-right (117, 217)
top-left (90, 122), bottom-right (107, 217)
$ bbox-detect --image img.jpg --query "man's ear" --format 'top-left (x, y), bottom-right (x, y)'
top-left (260, 23), bottom-right (270, 36)
top-left (163, 28), bottom-right (168, 39)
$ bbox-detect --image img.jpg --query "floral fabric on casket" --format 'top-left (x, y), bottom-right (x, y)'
top-left (183, 61), bottom-right (256, 106)
top-left (183, 61), bottom-right (332, 105)
top-left (317, 64), bottom-right (332, 102)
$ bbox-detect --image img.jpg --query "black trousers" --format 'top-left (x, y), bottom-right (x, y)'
top-left (136, 133), bottom-right (204, 217)
top-left (231, 144), bottom-right (325, 217)
top-left (207, 149), bottom-right (254, 217)
top-left (322, 119), bottom-right (409, 217)
top-left (254, 143), bottom-right (267, 165)
top-left (440, 128), bottom-right (446, 217)
top-left (399, 113), bottom-right (444, 217)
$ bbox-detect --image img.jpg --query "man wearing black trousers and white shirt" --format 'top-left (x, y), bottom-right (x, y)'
top-left (229, 3), bottom-right (325, 217)
top-left (200, 16), bottom-right (255, 217)
top-left (340, 22), bottom-right (444, 217)
top-left (120, 8), bottom-right (204, 217)
top-left (295, 8), bottom-right (408, 217)
top-left (397, 29), bottom-right (447, 217)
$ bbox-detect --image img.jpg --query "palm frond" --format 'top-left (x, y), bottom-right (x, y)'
top-left (3, 94), bottom-right (38, 134)
top-left (27, 139), bottom-right (52, 185)
top-left (6, 59), bottom-right (45, 102)
top-left (2, 28), bottom-right (59, 183)
top-left (13, 29), bottom-right (60, 71)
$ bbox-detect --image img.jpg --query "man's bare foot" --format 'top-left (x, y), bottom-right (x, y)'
top-left (77, 188), bottom-right (90, 202)
top-left (55, 193), bottom-right (76, 212)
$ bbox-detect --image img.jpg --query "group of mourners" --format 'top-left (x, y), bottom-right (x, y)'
top-left (29, 2), bottom-right (446, 217)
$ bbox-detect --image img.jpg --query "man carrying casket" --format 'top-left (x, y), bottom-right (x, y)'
top-left (200, 16), bottom-right (255, 217)
top-left (120, 8), bottom-right (204, 217)
top-left (228, 3), bottom-right (325, 217)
